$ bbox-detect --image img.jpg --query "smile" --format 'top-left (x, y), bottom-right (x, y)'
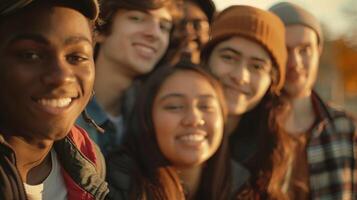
top-left (179, 134), bottom-right (206, 142)
top-left (133, 43), bottom-right (157, 58)
top-left (225, 85), bottom-right (250, 96)
top-left (37, 98), bottom-right (72, 108)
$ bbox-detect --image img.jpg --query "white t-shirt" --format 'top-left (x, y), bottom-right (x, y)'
top-left (24, 149), bottom-right (67, 200)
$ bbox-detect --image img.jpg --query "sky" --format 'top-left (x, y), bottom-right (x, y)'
top-left (212, 0), bottom-right (355, 40)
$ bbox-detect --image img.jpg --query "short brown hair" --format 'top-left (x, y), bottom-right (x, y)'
top-left (97, 0), bottom-right (181, 35)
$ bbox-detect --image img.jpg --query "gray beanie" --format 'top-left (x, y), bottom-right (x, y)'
top-left (269, 2), bottom-right (323, 45)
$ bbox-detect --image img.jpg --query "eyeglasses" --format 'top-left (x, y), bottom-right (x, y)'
top-left (179, 19), bottom-right (209, 32)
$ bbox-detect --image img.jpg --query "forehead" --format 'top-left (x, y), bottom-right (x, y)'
top-left (148, 6), bottom-right (173, 21)
top-left (0, 4), bottom-right (92, 45)
top-left (118, 6), bottom-right (173, 21)
top-left (157, 70), bottom-right (217, 98)
top-left (183, 1), bottom-right (208, 20)
top-left (214, 36), bottom-right (271, 61)
top-left (285, 25), bottom-right (318, 48)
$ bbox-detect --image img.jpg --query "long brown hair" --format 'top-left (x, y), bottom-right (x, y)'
top-left (121, 61), bottom-right (232, 200)
top-left (201, 36), bottom-right (292, 199)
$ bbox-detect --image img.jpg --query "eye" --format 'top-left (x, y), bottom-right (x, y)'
top-left (163, 104), bottom-right (185, 111)
top-left (220, 53), bottom-right (235, 63)
top-left (127, 12), bottom-right (146, 22)
top-left (18, 51), bottom-right (42, 62)
top-left (160, 21), bottom-right (173, 33)
top-left (129, 15), bottom-right (143, 22)
top-left (66, 53), bottom-right (89, 65)
top-left (299, 45), bottom-right (312, 55)
top-left (192, 20), bottom-right (209, 32)
top-left (251, 63), bottom-right (264, 70)
top-left (198, 104), bottom-right (215, 112)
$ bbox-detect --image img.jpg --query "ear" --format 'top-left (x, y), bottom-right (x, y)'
top-left (95, 32), bottom-right (107, 44)
top-left (318, 44), bottom-right (323, 56)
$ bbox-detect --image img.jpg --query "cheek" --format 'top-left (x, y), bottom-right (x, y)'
top-left (153, 110), bottom-right (177, 141)
top-left (206, 112), bottom-right (224, 143)
top-left (252, 74), bottom-right (271, 96)
top-left (162, 33), bottom-right (170, 48)
top-left (209, 57), bottom-right (229, 78)
top-left (78, 65), bottom-right (95, 96)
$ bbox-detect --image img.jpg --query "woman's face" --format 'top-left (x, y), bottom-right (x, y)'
top-left (152, 70), bottom-right (224, 169)
top-left (208, 37), bottom-right (273, 116)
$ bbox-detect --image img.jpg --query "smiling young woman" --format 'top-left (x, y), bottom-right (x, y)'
top-left (106, 61), bottom-right (249, 200)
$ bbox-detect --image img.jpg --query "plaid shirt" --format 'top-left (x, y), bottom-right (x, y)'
top-left (307, 91), bottom-right (357, 200)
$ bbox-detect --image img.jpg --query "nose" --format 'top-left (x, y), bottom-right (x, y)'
top-left (183, 21), bottom-right (197, 40)
top-left (41, 58), bottom-right (75, 86)
top-left (181, 107), bottom-right (205, 127)
top-left (143, 19), bottom-right (161, 41)
top-left (287, 49), bottom-right (300, 70)
top-left (230, 62), bottom-right (250, 85)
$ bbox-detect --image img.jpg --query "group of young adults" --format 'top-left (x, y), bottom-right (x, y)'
top-left (0, 0), bottom-right (355, 200)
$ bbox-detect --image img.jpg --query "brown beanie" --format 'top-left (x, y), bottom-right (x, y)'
top-left (0, 0), bottom-right (99, 20)
top-left (269, 2), bottom-right (323, 46)
top-left (202, 5), bottom-right (287, 93)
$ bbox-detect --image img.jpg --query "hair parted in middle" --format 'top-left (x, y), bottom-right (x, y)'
top-left (113, 60), bottom-right (232, 200)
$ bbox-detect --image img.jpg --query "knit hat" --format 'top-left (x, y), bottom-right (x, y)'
top-left (269, 2), bottom-right (323, 46)
top-left (0, 0), bottom-right (99, 20)
top-left (202, 5), bottom-right (287, 93)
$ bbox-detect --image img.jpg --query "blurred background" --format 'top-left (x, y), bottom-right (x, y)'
top-left (213, 0), bottom-right (357, 116)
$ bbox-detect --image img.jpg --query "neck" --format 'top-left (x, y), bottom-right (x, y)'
top-left (226, 115), bottom-right (241, 135)
top-left (4, 135), bottom-right (53, 184)
top-left (177, 165), bottom-right (202, 199)
top-left (281, 94), bottom-right (316, 135)
top-left (94, 51), bottom-right (134, 116)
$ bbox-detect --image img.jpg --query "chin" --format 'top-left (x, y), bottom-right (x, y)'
top-left (37, 125), bottom-right (72, 141)
top-left (229, 105), bottom-right (248, 115)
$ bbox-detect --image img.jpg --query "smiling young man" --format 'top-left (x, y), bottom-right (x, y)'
top-left (175, 0), bottom-right (215, 64)
top-left (270, 2), bottom-right (357, 199)
top-left (76, 0), bottom-right (180, 156)
top-left (0, 0), bottom-right (108, 199)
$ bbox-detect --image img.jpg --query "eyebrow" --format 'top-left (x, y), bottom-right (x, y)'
top-left (8, 34), bottom-right (49, 45)
top-left (8, 34), bottom-right (92, 46)
top-left (218, 47), bottom-right (242, 56)
top-left (287, 42), bottom-right (313, 50)
top-left (140, 10), bottom-right (173, 23)
top-left (218, 47), bottom-right (269, 63)
top-left (64, 36), bottom-right (92, 46)
top-left (158, 93), bottom-right (216, 102)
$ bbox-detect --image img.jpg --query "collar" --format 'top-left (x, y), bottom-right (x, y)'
top-left (85, 97), bottom-right (110, 125)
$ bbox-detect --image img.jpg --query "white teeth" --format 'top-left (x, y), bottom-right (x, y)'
top-left (180, 134), bottom-right (205, 142)
top-left (38, 98), bottom-right (72, 108)
top-left (135, 45), bottom-right (155, 54)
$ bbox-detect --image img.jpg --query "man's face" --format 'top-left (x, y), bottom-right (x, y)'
top-left (97, 7), bottom-right (172, 78)
top-left (208, 37), bottom-right (273, 115)
top-left (284, 25), bottom-right (320, 98)
top-left (0, 4), bottom-right (95, 140)
top-left (178, 1), bottom-right (209, 63)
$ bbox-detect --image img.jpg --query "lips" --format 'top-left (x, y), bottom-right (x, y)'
top-left (224, 84), bottom-right (250, 96)
top-left (32, 95), bottom-right (77, 115)
top-left (37, 98), bottom-right (72, 108)
top-left (133, 42), bottom-right (157, 59)
top-left (286, 70), bottom-right (305, 82)
top-left (176, 130), bottom-right (208, 148)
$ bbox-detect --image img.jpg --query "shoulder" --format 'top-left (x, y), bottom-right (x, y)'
top-left (106, 150), bottom-right (136, 191)
top-left (106, 151), bottom-right (138, 199)
top-left (67, 126), bottom-right (106, 177)
top-left (231, 160), bottom-right (250, 193)
top-left (324, 104), bottom-right (356, 134)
